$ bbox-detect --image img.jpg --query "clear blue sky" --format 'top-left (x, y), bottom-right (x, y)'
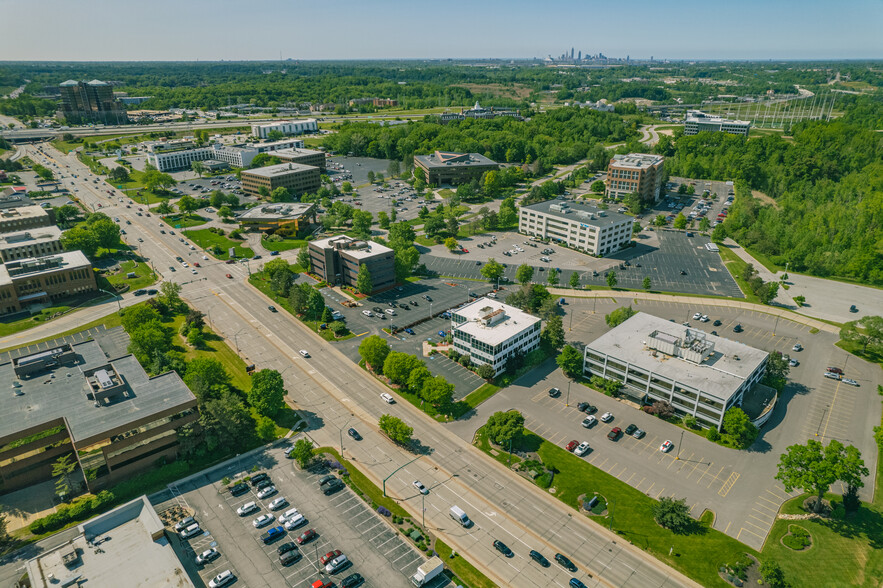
top-left (6, 0), bottom-right (882, 61)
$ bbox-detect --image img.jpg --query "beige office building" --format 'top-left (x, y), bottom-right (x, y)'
top-left (274, 147), bottom-right (327, 172)
top-left (240, 162), bottom-right (322, 198)
top-left (605, 153), bottom-right (665, 203)
top-left (0, 251), bottom-right (97, 315)
top-left (0, 205), bottom-right (54, 234)
top-left (0, 226), bottom-right (64, 262)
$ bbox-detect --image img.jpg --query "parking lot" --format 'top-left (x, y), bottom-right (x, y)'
top-left (156, 440), bottom-right (426, 588)
top-left (421, 230), bottom-right (742, 298)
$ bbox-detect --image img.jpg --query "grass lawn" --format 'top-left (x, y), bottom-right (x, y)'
top-left (434, 538), bottom-right (496, 588)
top-left (479, 426), bottom-right (756, 588)
top-left (102, 260), bottom-right (156, 291)
top-left (262, 238), bottom-right (307, 252)
top-left (162, 214), bottom-right (208, 229)
top-left (437, 188), bottom-right (455, 199)
top-left (0, 305), bottom-right (75, 338)
top-left (717, 247), bottom-right (761, 304)
top-left (461, 382), bottom-right (501, 410)
top-left (0, 306), bottom-right (124, 353)
top-left (183, 229), bottom-right (253, 260)
top-left (168, 314), bottom-right (251, 392)
top-left (315, 447), bottom-right (410, 518)
top-left (415, 236), bottom-right (437, 247)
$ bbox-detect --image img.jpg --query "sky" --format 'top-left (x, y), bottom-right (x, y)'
top-left (4, 0), bottom-right (882, 61)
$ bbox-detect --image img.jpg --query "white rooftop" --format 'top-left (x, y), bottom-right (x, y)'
top-left (311, 235), bottom-right (392, 259)
top-left (452, 297), bottom-right (541, 346)
top-left (685, 109), bottom-right (751, 126)
top-left (610, 153), bottom-right (665, 170)
top-left (0, 225), bottom-right (62, 248)
top-left (242, 162), bottom-right (317, 178)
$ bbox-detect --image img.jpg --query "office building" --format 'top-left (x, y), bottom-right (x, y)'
top-left (605, 153), bottom-right (665, 203)
top-left (0, 332), bottom-right (198, 494)
top-left (684, 110), bottom-right (751, 136)
top-left (0, 188), bottom-right (34, 210)
top-left (309, 235), bottom-right (395, 293)
top-left (413, 151), bottom-right (499, 185)
top-left (582, 312), bottom-right (769, 430)
top-left (26, 496), bottom-right (197, 588)
top-left (450, 298), bottom-right (542, 376)
top-left (238, 202), bottom-right (316, 233)
top-left (274, 147), bottom-right (327, 172)
top-left (0, 226), bottom-right (64, 262)
top-left (440, 102), bottom-right (522, 124)
top-left (0, 251), bottom-right (97, 316)
top-left (144, 139), bottom-right (195, 154)
top-left (0, 205), bottom-right (54, 234)
top-left (145, 139), bottom-right (305, 172)
top-left (373, 98), bottom-right (398, 107)
top-left (519, 200), bottom-right (633, 257)
top-left (251, 119), bottom-right (318, 139)
top-left (240, 162), bottom-right (322, 198)
top-left (58, 80), bottom-right (128, 125)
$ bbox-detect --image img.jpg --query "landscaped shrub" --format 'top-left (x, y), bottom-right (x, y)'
top-left (536, 472), bottom-right (552, 488)
top-left (377, 506), bottom-right (391, 517)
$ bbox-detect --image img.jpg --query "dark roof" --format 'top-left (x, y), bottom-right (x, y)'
top-left (414, 151), bottom-right (498, 170)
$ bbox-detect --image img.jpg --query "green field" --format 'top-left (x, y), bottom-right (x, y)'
top-left (261, 238), bottom-right (307, 252)
top-left (168, 314), bottom-right (251, 392)
top-left (102, 260), bottom-right (156, 291)
top-left (717, 247), bottom-right (762, 303)
top-left (162, 214), bottom-right (208, 229)
top-left (183, 228), bottom-right (253, 260)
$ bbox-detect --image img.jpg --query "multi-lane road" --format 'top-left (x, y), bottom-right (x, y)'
top-left (22, 141), bottom-right (697, 588)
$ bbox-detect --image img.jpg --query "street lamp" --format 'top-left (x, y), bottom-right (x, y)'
top-left (676, 429), bottom-right (685, 460)
top-left (339, 415), bottom-right (354, 457)
top-left (565, 380), bottom-right (572, 407)
top-left (382, 454), bottom-right (422, 497)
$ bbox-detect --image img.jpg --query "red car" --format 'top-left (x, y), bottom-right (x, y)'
top-left (320, 550), bottom-right (342, 565)
top-left (311, 582), bottom-right (334, 588)
top-left (461, 248), bottom-right (469, 253)
top-left (296, 529), bottom-right (317, 545)
top-left (827, 367), bottom-right (844, 375)
top-left (226, 273), bottom-right (233, 279)
top-left (565, 440), bottom-right (578, 452)
top-left (193, 262), bottom-right (200, 267)
top-left (607, 427), bottom-right (622, 441)
top-left (225, 259), bottom-right (235, 264)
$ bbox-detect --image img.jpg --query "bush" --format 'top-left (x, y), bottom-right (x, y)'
top-left (707, 427), bottom-right (721, 442)
top-left (536, 472), bottom-right (552, 488)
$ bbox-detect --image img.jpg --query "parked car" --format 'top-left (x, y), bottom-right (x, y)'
top-left (174, 517), bottom-right (196, 532)
top-left (581, 416), bottom-right (597, 428)
top-left (792, 343), bottom-right (803, 352)
top-left (237, 502), bottom-right (258, 516)
top-left (340, 573), bottom-right (365, 588)
top-left (548, 387), bottom-right (560, 398)
top-left (575, 442), bottom-right (590, 456)
top-left (660, 440), bottom-right (674, 453)
top-left (826, 367), bottom-right (844, 375)
top-left (824, 371), bottom-right (841, 380)
top-left (325, 554), bottom-right (350, 574)
top-left (257, 486), bottom-right (277, 499)
top-left (625, 424), bottom-right (638, 436)
top-left (843, 378), bottom-right (860, 386)
top-left (320, 550), bottom-right (343, 566)
top-left (565, 440), bottom-right (579, 452)
top-left (607, 427), bottom-right (622, 441)
top-left (296, 529), bottom-right (317, 544)
top-left (733, 324), bottom-right (743, 332)
top-left (600, 412), bottom-right (614, 423)
top-left (631, 427), bottom-right (646, 439)
top-left (196, 548), bottom-right (220, 565)
top-left (229, 483), bottom-right (249, 497)
top-left (179, 523), bottom-right (202, 540)
top-left (261, 526), bottom-right (285, 544)
top-left (268, 497), bottom-right (288, 511)
top-left (208, 570), bottom-right (235, 588)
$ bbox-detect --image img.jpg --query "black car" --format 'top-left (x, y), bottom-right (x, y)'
top-left (318, 474), bottom-right (336, 487)
top-left (256, 479), bottom-right (272, 491)
top-left (347, 428), bottom-right (362, 440)
top-left (711, 330), bottom-right (718, 336)
top-left (268, 305), bottom-right (277, 313)
top-left (555, 553), bottom-right (577, 571)
top-left (577, 402), bottom-right (590, 412)
top-left (253, 255), bottom-right (262, 260)
top-left (401, 304), bottom-right (410, 310)
top-left (277, 542), bottom-right (298, 556)
top-left (411, 300), bottom-right (419, 306)
top-left (713, 319), bottom-right (722, 326)
top-left (280, 550), bottom-right (301, 565)
top-left (548, 387), bottom-right (560, 398)
top-left (529, 550), bottom-right (550, 567)
top-left (493, 540), bottom-right (513, 558)
top-left (322, 479), bottom-right (344, 495)
top-left (387, 301), bottom-right (397, 307)
top-left (625, 424), bottom-right (638, 436)
top-left (146, 289), bottom-right (157, 295)
top-left (733, 324), bottom-right (744, 333)
top-left (372, 306), bottom-right (384, 313)
top-left (229, 483), bottom-right (249, 496)
top-left (582, 404), bottom-right (597, 414)
top-left (250, 473), bottom-right (270, 486)
top-left (341, 573), bottom-right (365, 588)
top-left (469, 292), bottom-right (478, 297)
top-left (680, 270), bottom-right (687, 275)
top-left (133, 289), bottom-right (147, 296)
top-left (423, 295), bottom-right (432, 301)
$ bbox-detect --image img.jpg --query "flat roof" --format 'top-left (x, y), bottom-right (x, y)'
top-left (0, 335), bottom-right (195, 443)
top-left (310, 235), bottom-right (393, 259)
top-left (0, 226), bottom-right (62, 249)
top-left (26, 496), bottom-right (195, 588)
top-left (414, 151), bottom-right (498, 170)
top-left (521, 199), bottom-right (633, 228)
top-left (609, 153), bottom-right (665, 170)
top-left (252, 118), bottom-right (317, 128)
top-left (273, 147), bottom-right (325, 158)
top-left (0, 250), bottom-right (91, 287)
top-left (239, 202), bottom-right (315, 221)
top-left (586, 312), bottom-right (768, 403)
top-left (685, 110), bottom-right (751, 126)
top-left (241, 162), bottom-right (318, 178)
top-left (452, 297), bottom-right (541, 346)
top-left (0, 205), bottom-right (50, 223)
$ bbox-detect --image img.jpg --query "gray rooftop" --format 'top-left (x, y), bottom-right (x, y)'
top-left (26, 496), bottom-right (195, 588)
top-left (239, 202), bottom-right (315, 221)
top-left (609, 153), bottom-right (665, 170)
top-left (273, 147), bottom-right (325, 158)
top-left (520, 199), bottom-right (633, 228)
top-left (242, 162), bottom-right (318, 178)
top-left (311, 235), bottom-right (393, 260)
top-left (414, 151), bottom-right (498, 169)
top-left (0, 336), bottom-right (195, 443)
top-left (587, 312), bottom-right (768, 403)
top-left (0, 226), bottom-right (62, 249)
top-left (0, 250), bottom-right (92, 287)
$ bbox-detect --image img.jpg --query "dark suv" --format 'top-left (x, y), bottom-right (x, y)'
top-left (322, 479), bottom-right (344, 495)
top-left (493, 540), bottom-right (513, 557)
top-left (229, 483), bottom-right (249, 496)
top-left (555, 553), bottom-right (577, 571)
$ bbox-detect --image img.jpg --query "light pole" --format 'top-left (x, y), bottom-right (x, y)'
top-left (382, 454), bottom-right (422, 497)
top-left (565, 380), bottom-right (572, 407)
top-left (676, 429), bottom-right (684, 460)
top-left (339, 415), bottom-right (354, 457)
top-left (421, 493), bottom-right (426, 529)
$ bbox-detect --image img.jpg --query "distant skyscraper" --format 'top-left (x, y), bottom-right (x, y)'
top-left (58, 80), bottom-right (127, 125)
top-left (571, 47), bottom-right (574, 59)
top-left (578, 51), bottom-right (582, 61)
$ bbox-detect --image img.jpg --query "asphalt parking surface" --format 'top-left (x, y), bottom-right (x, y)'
top-left (156, 441), bottom-right (425, 588)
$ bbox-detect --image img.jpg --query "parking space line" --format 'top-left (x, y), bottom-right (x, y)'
top-left (748, 512), bottom-right (773, 526)
top-left (705, 466), bottom-right (725, 488)
top-left (718, 471), bottom-right (740, 497)
top-left (737, 526), bottom-right (765, 542)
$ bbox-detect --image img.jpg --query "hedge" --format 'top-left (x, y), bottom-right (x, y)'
top-left (28, 490), bottom-right (115, 534)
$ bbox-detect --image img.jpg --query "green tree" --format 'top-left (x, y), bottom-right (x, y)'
top-left (198, 389), bottom-right (256, 455)
top-left (653, 497), bottom-right (693, 534)
top-left (271, 186), bottom-right (291, 202)
top-left (421, 375), bottom-right (455, 408)
top-left (763, 352), bottom-right (791, 392)
top-left (191, 161), bottom-right (205, 178)
top-left (186, 326), bottom-right (204, 347)
top-left (177, 194), bottom-right (199, 218)
top-left (217, 205), bottom-right (233, 220)
top-left (255, 415), bottom-right (276, 442)
top-left (721, 408), bottom-right (758, 449)
top-left (352, 210), bottom-right (373, 237)
top-left (128, 321), bottom-right (171, 366)
top-left (143, 170), bottom-right (176, 193)
top-left (484, 411), bottom-right (525, 446)
top-left (387, 160), bottom-right (400, 177)
top-left (377, 210), bottom-right (390, 229)
top-left (366, 170), bottom-right (375, 184)
top-left (477, 363), bottom-right (496, 380)
top-left (90, 218), bottom-right (121, 250)
top-left (541, 315), bottom-right (565, 351)
top-left (109, 166), bottom-right (130, 182)
top-left (248, 369), bottom-right (286, 417)
top-left (711, 223), bottom-right (727, 243)
top-left (305, 288), bottom-right (325, 320)
top-left (341, 181), bottom-right (353, 193)
top-left (379, 414), bottom-right (413, 445)
top-left (295, 245), bottom-right (310, 271)
top-left (643, 276), bottom-right (652, 290)
top-left (653, 214), bottom-right (667, 227)
top-left (760, 561), bottom-right (787, 588)
top-left (444, 237), bottom-right (458, 251)
top-left (556, 344), bottom-right (583, 378)
top-left (590, 180), bottom-right (605, 193)
top-left (407, 365), bottom-right (433, 393)
top-left (606, 270), bottom-right (618, 288)
top-left (51, 454), bottom-right (79, 498)
top-left (53, 204), bottom-right (81, 226)
top-left (60, 226), bottom-right (98, 257)
top-left (605, 305), bottom-right (636, 328)
top-left (794, 295), bottom-right (806, 307)
top-left (157, 281), bottom-right (183, 311)
top-left (547, 268), bottom-right (559, 286)
top-left (569, 271), bottom-right (580, 289)
top-left (775, 439), bottom-right (869, 513)
top-left (121, 304), bottom-right (161, 333)
top-left (383, 351), bottom-right (423, 386)
top-left (358, 335), bottom-right (390, 372)
top-left (840, 316), bottom-right (883, 353)
top-left (156, 200), bottom-right (174, 215)
top-left (498, 197), bottom-right (517, 227)
top-left (480, 258), bottom-right (505, 283)
top-left (291, 438), bottom-right (315, 468)
top-left (516, 264), bottom-right (534, 285)
top-left (698, 217), bottom-right (710, 232)
top-left (623, 192), bottom-right (644, 214)
top-left (355, 263), bottom-right (373, 294)
top-left (423, 215), bottom-right (445, 238)
top-left (184, 358), bottom-right (231, 401)
top-left (673, 213), bottom-right (688, 230)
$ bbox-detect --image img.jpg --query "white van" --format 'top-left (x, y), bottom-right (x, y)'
top-left (449, 506), bottom-right (471, 527)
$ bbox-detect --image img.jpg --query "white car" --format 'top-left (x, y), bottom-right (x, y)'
top-left (279, 508), bottom-right (300, 525)
top-left (209, 570), bottom-right (235, 588)
top-left (380, 392), bottom-right (395, 404)
top-left (362, 310), bottom-right (373, 317)
top-left (575, 442), bottom-right (590, 456)
top-left (842, 378), bottom-right (859, 386)
top-left (699, 315), bottom-right (709, 322)
top-left (268, 497), bottom-right (288, 511)
top-left (179, 523), bottom-right (202, 540)
top-left (581, 415), bottom-right (597, 428)
top-left (284, 513), bottom-right (306, 530)
top-left (792, 343), bottom-right (803, 352)
top-left (692, 312), bottom-right (702, 320)
top-left (384, 308), bottom-right (396, 315)
top-left (257, 485), bottom-right (277, 499)
top-left (413, 480), bottom-right (428, 495)
top-left (252, 514), bottom-right (275, 528)
top-left (196, 548), bottom-right (220, 565)
top-left (202, 255), bottom-right (208, 260)
top-left (600, 412), bottom-right (614, 423)
top-left (660, 440), bottom-right (674, 453)
top-left (325, 554), bottom-right (349, 573)
top-left (299, 350), bottom-right (310, 358)
top-left (236, 501), bottom-right (258, 516)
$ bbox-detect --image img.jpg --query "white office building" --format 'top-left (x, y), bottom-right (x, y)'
top-left (146, 139), bottom-right (305, 172)
top-left (684, 110), bottom-right (751, 136)
top-left (519, 200), bottom-right (633, 257)
top-left (583, 312), bottom-right (769, 430)
top-left (450, 298), bottom-right (542, 375)
top-left (251, 119), bottom-right (319, 139)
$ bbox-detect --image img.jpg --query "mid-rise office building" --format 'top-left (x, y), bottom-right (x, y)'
top-left (0, 205), bottom-right (54, 234)
top-left (0, 188), bottom-right (35, 210)
top-left (309, 235), bottom-right (395, 293)
top-left (0, 226), bottom-right (64, 262)
top-left (58, 80), bottom-right (128, 125)
top-left (582, 312), bottom-right (769, 430)
top-left (0, 332), bottom-right (198, 494)
top-left (413, 151), bottom-right (499, 185)
top-left (440, 102), bottom-right (522, 124)
top-left (238, 202), bottom-right (316, 233)
top-left (274, 147), bottom-right (327, 172)
top-left (145, 139), bottom-right (305, 172)
top-left (240, 162), bottom-right (322, 198)
top-left (0, 251), bottom-right (97, 315)
top-left (450, 298), bottom-right (542, 376)
top-left (605, 153), bottom-right (665, 203)
top-left (251, 119), bottom-right (319, 139)
top-left (684, 110), bottom-right (751, 136)
top-left (519, 200), bottom-right (633, 257)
